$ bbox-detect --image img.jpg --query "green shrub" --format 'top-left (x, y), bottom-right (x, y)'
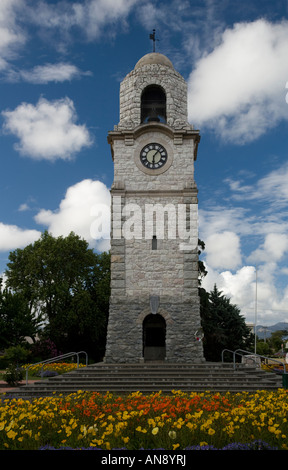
top-left (3, 364), bottom-right (24, 386)
top-left (3, 345), bottom-right (30, 365)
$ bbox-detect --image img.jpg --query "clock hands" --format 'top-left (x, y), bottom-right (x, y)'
top-left (151, 150), bottom-right (161, 164)
top-left (140, 143), bottom-right (167, 170)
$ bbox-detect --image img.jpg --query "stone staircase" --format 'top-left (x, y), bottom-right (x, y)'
top-left (2, 362), bottom-right (283, 400)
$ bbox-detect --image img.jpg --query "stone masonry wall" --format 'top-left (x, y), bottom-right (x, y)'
top-left (104, 54), bottom-right (204, 363)
top-left (112, 129), bottom-right (196, 192)
top-left (105, 299), bottom-right (203, 363)
top-left (117, 63), bottom-right (189, 129)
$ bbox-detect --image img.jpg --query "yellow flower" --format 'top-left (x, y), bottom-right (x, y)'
top-left (136, 426), bottom-right (147, 433)
top-left (93, 439), bottom-right (103, 446)
top-left (122, 411), bottom-right (130, 420)
top-left (169, 430), bottom-right (177, 439)
top-left (175, 418), bottom-right (184, 429)
top-left (186, 422), bottom-right (196, 431)
top-left (152, 427), bottom-right (159, 435)
top-left (7, 429), bottom-right (17, 440)
top-left (173, 443), bottom-right (180, 450)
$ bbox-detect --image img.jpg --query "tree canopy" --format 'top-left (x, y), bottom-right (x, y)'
top-left (0, 279), bottom-right (37, 350)
top-left (2, 234), bottom-right (253, 363)
top-left (5, 231), bottom-right (110, 361)
top-left (200, 284), bottom-right (253, 361)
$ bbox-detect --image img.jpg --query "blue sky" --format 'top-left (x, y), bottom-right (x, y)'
top-left (1, 0), bottom-right (288, 327)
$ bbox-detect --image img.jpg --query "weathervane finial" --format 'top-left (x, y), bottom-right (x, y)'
top-left (149, 29), bottom-right (158, 52)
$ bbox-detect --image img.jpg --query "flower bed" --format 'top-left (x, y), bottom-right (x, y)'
top-left (1, 389), bottom-right (288, 450)
top-left (23, 362), bottom-right (86, 376)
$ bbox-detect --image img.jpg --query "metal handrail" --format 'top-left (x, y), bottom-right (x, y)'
top-left (221, 348), bottom-right (287, 374)
top-left (221, 348), bottom-right (239, 366)
top-left (25, 351), bottom-right (88, 385)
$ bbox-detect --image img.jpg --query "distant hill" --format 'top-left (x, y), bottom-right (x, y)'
top-left (256, 322), bottom-right (288, 339)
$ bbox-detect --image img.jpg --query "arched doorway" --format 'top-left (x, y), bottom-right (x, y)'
top-left (143, 314), bottom-right (166, 361)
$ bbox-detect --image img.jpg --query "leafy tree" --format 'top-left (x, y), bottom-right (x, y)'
top-left (198, 239), bottom-right (210, 326)
top-left (256, 340), bottom-right (271, 356)
top-left (5, 232), bottom-right (110, 361)
top-left (198, 239), bottom-right (207, 285)
top-left (0, 279), bottom-right (37, 350)
top-left (269, 330), bottom-right (288, 354)
top-left (201, 285), bottom-right (253, 361)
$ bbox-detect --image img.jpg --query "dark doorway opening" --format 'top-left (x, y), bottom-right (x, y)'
top-left (143, 314), bottom-right (166, 361)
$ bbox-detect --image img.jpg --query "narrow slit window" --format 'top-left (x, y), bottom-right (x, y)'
top-left (152, 235), bottom-right (157, 250)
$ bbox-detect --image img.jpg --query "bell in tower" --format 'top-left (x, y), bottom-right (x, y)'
top-left (105, 49), bottom-right (204, 364)
top-left (141, 85), bottom-right (166, 123)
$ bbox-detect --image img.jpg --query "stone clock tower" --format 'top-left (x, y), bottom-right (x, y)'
top-left (105, 52), bottom-right (204, 363)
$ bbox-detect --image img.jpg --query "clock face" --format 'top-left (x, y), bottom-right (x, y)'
top-left (140, 143), bottom-right (167, 170)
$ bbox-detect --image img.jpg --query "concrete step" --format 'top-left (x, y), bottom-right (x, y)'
top-left (2, 362), bottom-right (283, 400)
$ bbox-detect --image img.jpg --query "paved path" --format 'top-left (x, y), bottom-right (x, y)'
top-left (0, 379), bottom-right (41, 395)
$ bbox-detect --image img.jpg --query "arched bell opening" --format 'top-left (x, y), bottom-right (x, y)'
top-left (143, 313), bottom-right (166, 361)
top-left (141, 85), bottom-right (166, 123)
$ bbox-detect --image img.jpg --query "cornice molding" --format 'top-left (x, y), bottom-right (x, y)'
top-left (108, 122), bottom-right (201, 160)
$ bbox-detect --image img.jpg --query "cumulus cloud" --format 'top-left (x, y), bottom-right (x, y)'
top-left (204, 231), bottom-right (242, 270)
top-left (188, 19), bottom-right (288, 143)
top-left (2, 97), bottom-right (93, 161)
top-left (248, 233), bottom-right (288, 264)
top-left (199, 161), bottom-right (288, 324)
top-left (0, 223), bottom-right (41, 252)
top-left (203, 264), bottom-right (256, 308)
top-left (199, 206), bottom-right (252, 240)
top-left (201, 262), bottom-right (288, 324)
top-left (35, 179), bottom-right (111, 251)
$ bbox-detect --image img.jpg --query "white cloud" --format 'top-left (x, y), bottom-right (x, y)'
top-left (18, 63), bottom-right (91, 84)
top-left (251, 164), bottom-right (288, 210)
top-left (35, 179), bottom-right (111, 251)
top-left (248, 233), bottom-right (288, 264)
top-left (0, 222), bottom-right (41, 252)
top-left (25, 0), bottom-right (139, 42)
top-left (0, 0), bottom-right (138, 76)
top-left (204, 231), bottom-right (241, 270)
top-left (203, 264), bottom-right (256, 308)
top-left (226, 162), bottom-right (288, 209)
top-left (18, 203), bottom-right (30, 212)
top-left (188, 19), bottom-right (288, 143)
top-left (201, 263), bottom-right (288, 325)
top-left (0, 0), bottom-right (26, 70)
top-left (2, 97), bottom-right (93, 161)
top-left (199, 160), bottom-right (288, 324)
top-left (199, 206), bottom-right (251, 239)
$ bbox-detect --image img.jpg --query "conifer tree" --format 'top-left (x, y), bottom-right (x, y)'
top-left (201, 284), bottom-right (253, 361)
